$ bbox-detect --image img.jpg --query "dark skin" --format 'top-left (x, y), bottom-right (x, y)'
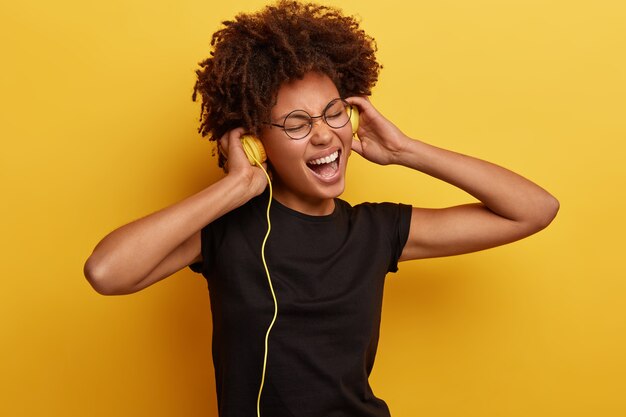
top-left (192, 1), bottom-right (380, 154)
top-left (84, 71), bottom-right (558, 295)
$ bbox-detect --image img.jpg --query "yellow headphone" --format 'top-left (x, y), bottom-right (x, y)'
top-left (240, 135), bottom-right (267, 166)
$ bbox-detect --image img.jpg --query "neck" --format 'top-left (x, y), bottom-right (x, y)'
top-left (271, 188), bottom-right (336, 216)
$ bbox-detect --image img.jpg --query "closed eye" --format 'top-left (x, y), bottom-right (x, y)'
top-left (284, 123), bottom-right (309, 133)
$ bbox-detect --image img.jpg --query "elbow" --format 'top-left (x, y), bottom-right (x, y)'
top-left (531, 194), bottom-right (560, 232)
top-left (83, 256), bottom-right (132, 296)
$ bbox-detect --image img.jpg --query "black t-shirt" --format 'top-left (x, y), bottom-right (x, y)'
top-left (190, 191), bottom-right (412, 417)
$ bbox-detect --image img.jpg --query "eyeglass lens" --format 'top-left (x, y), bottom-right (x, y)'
top-left (282, 99), bottom-right (351, 139)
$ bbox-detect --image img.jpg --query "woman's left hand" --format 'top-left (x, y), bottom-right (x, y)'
top-left (345, 96), bottom-right (412, 166)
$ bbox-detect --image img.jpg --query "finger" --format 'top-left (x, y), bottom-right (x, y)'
top-left (219, 128), bottom-right (248, 167)
top-left (217, 130), bottom-right (235, 159)
top-left (226, 128), bottom-right (246, 154)
top-left (217, 140), bottom-right (226, 159)
top-left (344, 95), bottom-right (373, 113)
top-left (351, 138), bottom-right (364, 156)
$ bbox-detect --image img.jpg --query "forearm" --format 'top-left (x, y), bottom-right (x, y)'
top-left (348, 96), bottom-right (558, 259)
top-left (84, 174), bottom-right (254, 291)
top-left (396, 137), bottom-right (559, 227)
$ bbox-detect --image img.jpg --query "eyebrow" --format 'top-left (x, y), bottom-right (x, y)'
top-left (273, 99), bottom-right (338, 121)
top-left (275, 109), bottom-right (304, 122)
top-left (289, 113), bottom-right (310, 120)
top-left (274, 110), bottom-right (291, 121)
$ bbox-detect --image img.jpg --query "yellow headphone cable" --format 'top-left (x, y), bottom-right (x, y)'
top-left (247, 154), bottom-right (278, 417)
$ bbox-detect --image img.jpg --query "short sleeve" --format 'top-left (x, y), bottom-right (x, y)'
top-left (189, 260), bottom-right (203, 274)
top-left (351, 201), bottom-right (412, 274)
top-left (387, 203), bottom-right (412, 273)
top-left (187, 223), bottom-right (213, 277)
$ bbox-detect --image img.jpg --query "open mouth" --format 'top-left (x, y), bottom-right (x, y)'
top-left (306, 150), bottom-right (341, 179)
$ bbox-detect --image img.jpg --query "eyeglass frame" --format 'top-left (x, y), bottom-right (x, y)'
top-left (265, 98), bottom-right (353, 140)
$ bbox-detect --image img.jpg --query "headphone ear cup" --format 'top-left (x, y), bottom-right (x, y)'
top-left (349, 105), bottom-right (360, 136)
top-left (241, 135), bottom-right (267, 166)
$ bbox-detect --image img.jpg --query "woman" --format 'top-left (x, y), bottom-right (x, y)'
top-left (84, 1), bottom-right (559, 416)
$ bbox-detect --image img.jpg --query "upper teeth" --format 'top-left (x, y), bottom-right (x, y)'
top-left (309, 151), bottom-right (339, 165)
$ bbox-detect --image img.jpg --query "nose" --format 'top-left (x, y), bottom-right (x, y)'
top-left (308, 117), bottom-right (333, 146)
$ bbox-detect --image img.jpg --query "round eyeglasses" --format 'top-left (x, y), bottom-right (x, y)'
top-left (268, 98), bottom-right (352, 140)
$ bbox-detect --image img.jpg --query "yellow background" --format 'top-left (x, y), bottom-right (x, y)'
top-left (1, 0), bottom-right (625, 416)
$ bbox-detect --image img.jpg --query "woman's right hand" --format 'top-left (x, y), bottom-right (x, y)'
top-left (218, 128), bottom-right (269, 200)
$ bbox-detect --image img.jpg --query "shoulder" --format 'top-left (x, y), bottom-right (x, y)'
top-left (338, 198), bottom-right (412, 220)
top-left (336, 199), bottom-right (412, 239)
top-left (199, 191), bottom-right (269, 244)
top-left (334, 199), bottom-right (413, 272)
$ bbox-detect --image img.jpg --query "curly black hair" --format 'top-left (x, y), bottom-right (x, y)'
top-left (192, 0), bottom-right (381, 167)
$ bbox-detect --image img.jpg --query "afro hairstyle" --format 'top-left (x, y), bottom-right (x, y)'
top-left (192, 0), bottom-right (382, 167)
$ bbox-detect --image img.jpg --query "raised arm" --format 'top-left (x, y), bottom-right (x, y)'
top-left (346, 96), bottom-right (559, 261)
top-left (83, 128), bottom-right (267, 295)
